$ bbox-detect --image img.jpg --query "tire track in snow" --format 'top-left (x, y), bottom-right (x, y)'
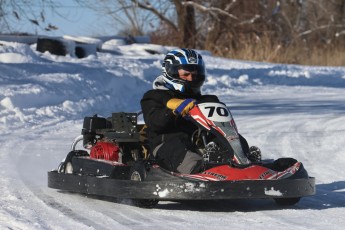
top-left (0, 124), bottom-right (115, 229)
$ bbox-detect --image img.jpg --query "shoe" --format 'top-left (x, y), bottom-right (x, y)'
top-left (247, 146), bottom-right (261, 163)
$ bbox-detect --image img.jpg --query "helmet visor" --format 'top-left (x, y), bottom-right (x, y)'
top-left (167, 64), bottom-right (205, 82)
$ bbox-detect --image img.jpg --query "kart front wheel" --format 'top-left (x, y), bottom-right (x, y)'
top-left (129, 162), bottom-right (159, 208)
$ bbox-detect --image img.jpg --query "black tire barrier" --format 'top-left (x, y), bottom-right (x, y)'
top-left (36, 38), bottom-right (67, 56)
top-left (75, 46), bottom-right (86, 58)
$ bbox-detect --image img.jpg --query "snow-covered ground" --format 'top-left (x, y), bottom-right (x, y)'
top-left (0, 40), bottom-right (345, 229)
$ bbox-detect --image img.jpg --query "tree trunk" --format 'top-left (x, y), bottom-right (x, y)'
top-left (173, 0), bottom-right (197, 48)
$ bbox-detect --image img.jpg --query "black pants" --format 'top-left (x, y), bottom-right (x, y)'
top-left (154, 133), bottom-right (203, 174)
top-left (153, 133), bottom-right (249, 173)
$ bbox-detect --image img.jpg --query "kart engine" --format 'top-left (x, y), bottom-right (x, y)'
top-left (90, 141), bottom-right (121, 162)
top-left (81, 113), bottom-right (142, 164)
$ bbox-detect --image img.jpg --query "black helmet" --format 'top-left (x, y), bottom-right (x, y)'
top-left (162, 48), bottom-right (206, 96)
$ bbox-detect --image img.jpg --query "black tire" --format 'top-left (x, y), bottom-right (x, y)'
top-left (58, 150), bottom-right (89, 174)
top-left (75, 46), bottom-right (86, 58)
top-left (274, 197), bottom-right (301, 206)
top-left (36, 38), bottom-right (67, 56)
top-left (129, 162), bottom-right (159, 208)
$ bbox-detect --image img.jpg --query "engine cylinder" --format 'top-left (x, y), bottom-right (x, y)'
top-left (90, 142), bottom-right (120, 162)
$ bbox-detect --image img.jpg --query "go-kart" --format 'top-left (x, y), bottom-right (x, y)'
top-left (48, 102), bottom-right (315, 208)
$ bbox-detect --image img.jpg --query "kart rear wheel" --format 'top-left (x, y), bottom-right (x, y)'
top-left (57, 161), bottom-right (73, 174)
top-left (65, 162), bottom-right (73, 174)
top-left (274, 197), bottom-right (301, 206)
top-left (57, 150), bottom-right (88, 174)
top-left (129, 162), bottom-right (159, 208)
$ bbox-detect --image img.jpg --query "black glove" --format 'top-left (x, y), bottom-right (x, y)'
top-left (247, 146), bottom-right (261, 163)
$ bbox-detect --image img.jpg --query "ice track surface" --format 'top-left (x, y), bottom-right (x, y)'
top-left (1, 86), bottom-right (345, 230)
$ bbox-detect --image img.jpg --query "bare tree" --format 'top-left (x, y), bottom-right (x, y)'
top-left (73, 0), bottom-right (163, 36)
top-left (121, 0), bottom-right (198, 47)
top-left (74, 1), bottom-right (239, 48)
top-left (0, 0), bottom-right (60, 34)
top-left (73, 0), bottom-right (345, 64)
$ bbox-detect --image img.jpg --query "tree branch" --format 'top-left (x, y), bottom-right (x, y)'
top-left (237, 14), bottom-right (261, 26)
top-left (181, 1), bottom-right (238, 21)
top-left (131, 0), bottom-right (178, 31)
top-left (298, 24), bottom-right (345, 37)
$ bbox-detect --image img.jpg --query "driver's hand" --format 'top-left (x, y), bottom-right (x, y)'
top-left (167, 98), bottom-right (195, 117)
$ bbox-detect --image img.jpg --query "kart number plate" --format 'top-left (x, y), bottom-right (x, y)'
top-left (198, 103), bottom-right (232, 122)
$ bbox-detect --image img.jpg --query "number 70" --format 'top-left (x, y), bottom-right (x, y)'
top-left (204, 106), bottom-right (229, 117)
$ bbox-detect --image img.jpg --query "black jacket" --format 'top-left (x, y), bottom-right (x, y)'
top-left (140, 89), bottom-right (219, 150)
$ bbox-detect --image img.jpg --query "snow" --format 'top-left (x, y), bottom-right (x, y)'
top-left (153, 185), bottom-right (170, 198)
top-left (264, 187), bottom-right (283, 197)
top-left (1, 38), bottom-right (345, 229)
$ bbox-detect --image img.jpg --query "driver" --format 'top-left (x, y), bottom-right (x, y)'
top-left (140, 48), bottom-right (219, 174)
